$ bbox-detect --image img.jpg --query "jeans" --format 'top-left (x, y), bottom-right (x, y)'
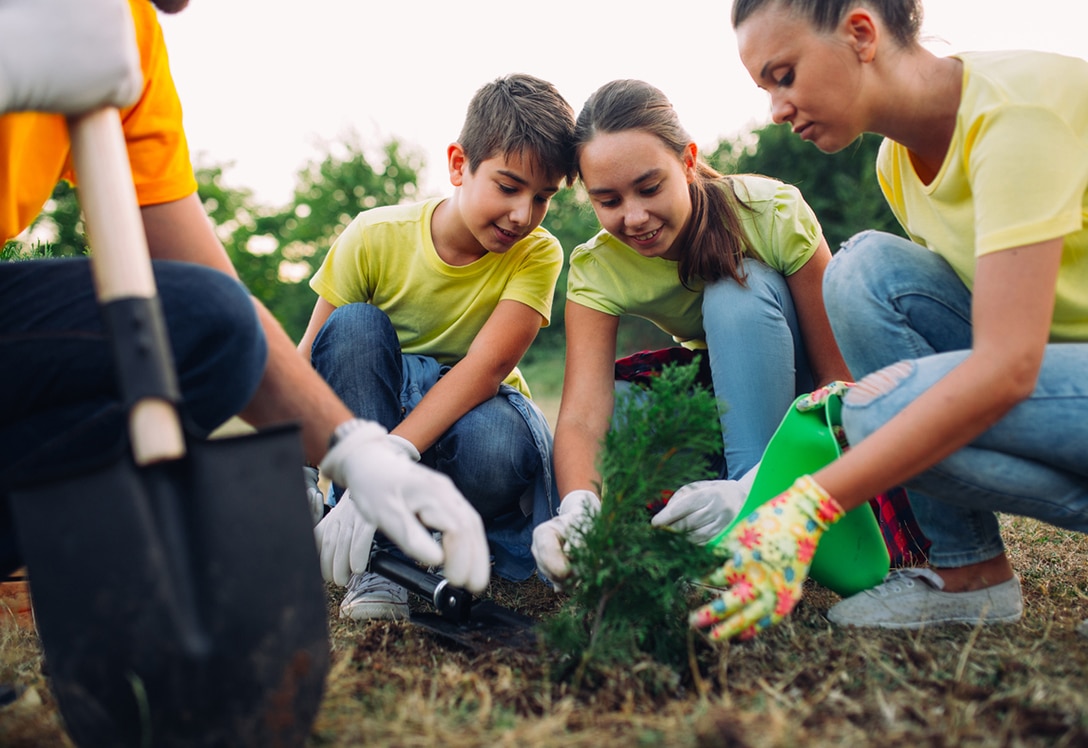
top-left (0, 258), bottom-right (268, 575)
top-left (825, 230), bottom-right (1088, 567)
top-left (702, 258), bottom-right (814, 479)
top-left (310, 303), bottom-right (538, 523)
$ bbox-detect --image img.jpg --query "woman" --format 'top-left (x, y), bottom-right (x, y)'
top-left (692, 0), bottom-right (1088, 640)
top-left (531, 79), bottom-right (851, 589)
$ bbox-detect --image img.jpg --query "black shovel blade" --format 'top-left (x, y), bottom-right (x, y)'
top-left (10, 424), bottom-right (329, 748)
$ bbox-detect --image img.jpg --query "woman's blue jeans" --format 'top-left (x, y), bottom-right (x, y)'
top-left (309, 303), bottom-right (538, 521)
top-left (702, 258), bottom-right (814, 479)
top-left (0, 258), bottom-right (268, 575)
top-left (825, 230), bottom-right (1088, 568)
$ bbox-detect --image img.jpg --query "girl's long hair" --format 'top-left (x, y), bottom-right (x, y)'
top-left (574, 79), bottom-right (753, 287)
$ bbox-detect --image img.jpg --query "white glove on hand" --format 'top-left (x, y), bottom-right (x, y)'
top-left (320, 419), bottom-right (489, 593)
top-left (386, 434), bottom-right (421, 462)
top-left (303, 466), bottom-right (325, 526)
top-left (531, 489), bottom-right (600, 592)
top-left (312, 491), bottom-right (376, 587)
top-left (651, 462), bottom-right (760, 545)
top-left (0, 0), bottom-right (143, 115)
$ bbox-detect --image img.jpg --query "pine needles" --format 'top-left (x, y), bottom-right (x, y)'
top-left (543, 361), bottom-right (724, 688)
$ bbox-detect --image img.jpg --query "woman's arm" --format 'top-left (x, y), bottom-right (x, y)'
top-left (297, 297), bottom-right (336, 361)
top-left (786, 237), bottom-right (853, 385)
top-left (816, 237), bottom-right (1064, 510)
top-left (393, 298), bottom-right (543, 453)
top-left (553, 300), bottom-right (621, 497)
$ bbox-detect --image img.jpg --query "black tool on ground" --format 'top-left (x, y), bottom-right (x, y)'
top-left (8, 108), bottom-right (330, 747)
top-left (370, 551), bottom-right (537, 652)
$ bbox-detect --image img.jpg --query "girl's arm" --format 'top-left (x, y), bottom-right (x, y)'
top-left (815, 237), bottom-right (1064, 510)
top-left (786, 237), bottom-right (853, 385)
top-left (553, 300), bottom-right (620, 497)
top-left (394, 298), bottom-right (543, 453)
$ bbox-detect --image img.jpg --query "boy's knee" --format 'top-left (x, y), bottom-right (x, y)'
top-left (320, 303), bottom-right (396, 347)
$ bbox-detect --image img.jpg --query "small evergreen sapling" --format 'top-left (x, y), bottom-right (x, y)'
top-left (543, 361), bottom-right (724, 685)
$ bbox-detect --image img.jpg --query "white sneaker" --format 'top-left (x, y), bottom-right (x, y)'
top-left (339, 571), bottom-right (409, 621)
top-left (827, 568), bottom-right (1022, 630)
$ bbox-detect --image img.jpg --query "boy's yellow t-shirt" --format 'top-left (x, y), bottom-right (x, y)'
top-left (309, 198), bottom-right (563, 397)
top-left (0, 0), bottom-right (196, 244)
top-left (567, 174), bottom-right (823, 347)
top-left (878, 50), bottom-right (1088, 341)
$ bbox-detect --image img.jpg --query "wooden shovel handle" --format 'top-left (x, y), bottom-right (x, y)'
top-left (67, 108), bottom-right (185, 464)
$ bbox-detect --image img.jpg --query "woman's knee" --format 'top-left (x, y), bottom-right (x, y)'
top-left (703, 260), bottom-right (791, 327)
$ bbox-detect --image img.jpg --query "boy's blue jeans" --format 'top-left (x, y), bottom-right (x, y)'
top-left (310, 303), bottom-right (538, 522)
top-left (702, 258), bottom-right (815, 479)
top-left (0, 258), bottom-right (268, 575)
top-left (825, 230), bottom-right (1088, 568)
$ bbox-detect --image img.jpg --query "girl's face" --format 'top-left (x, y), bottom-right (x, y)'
top-left (578, 129), bottom-right (696, 261)
top-left (735, 5), bottom-right (871, 153)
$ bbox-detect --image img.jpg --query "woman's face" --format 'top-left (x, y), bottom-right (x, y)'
top-left (735, 5), bottom-right (869, 153)
top-left (578, 129), bottom-right (696, 261)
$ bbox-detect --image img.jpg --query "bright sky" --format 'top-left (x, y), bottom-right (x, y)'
top-left (159, 1), bottom-right (1087, 206)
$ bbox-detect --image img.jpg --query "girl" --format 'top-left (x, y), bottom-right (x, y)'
top-left (692, 0), bottom-right (1088, 640)
top-left (531, 79), bottom-right (852, 589)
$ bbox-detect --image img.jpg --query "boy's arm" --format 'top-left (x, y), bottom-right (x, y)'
top-left (393, 298), bottom-right (542, 453)
top-left (786, 237), bottom-right (852, 385)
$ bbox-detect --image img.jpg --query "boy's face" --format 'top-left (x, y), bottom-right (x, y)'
top-left (448, 145), bottom-right (561, 255)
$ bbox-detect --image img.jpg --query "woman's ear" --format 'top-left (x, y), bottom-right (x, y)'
top-left (447, 143), bottom-right (467, 187)
top-left (843, 8), bottom-right (879, 63)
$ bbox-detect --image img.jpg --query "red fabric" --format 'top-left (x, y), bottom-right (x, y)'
top-left (869, 487), bottom-right (931, 567)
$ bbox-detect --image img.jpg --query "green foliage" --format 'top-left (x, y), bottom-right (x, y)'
top-left (197, 134), bottom-right (423, 341)
top-left (3, 181), bottom-right (86, 259)
top-left (543, 362), bottom-right (721, 688)
top-left (707, 123), bottom-right (906, 251)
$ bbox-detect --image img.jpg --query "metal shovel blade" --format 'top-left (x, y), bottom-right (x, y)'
top-left (10, 424), bottom-right (329, 748)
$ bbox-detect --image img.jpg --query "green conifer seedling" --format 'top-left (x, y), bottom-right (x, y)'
top-left (543, 360), bottom-right (724, 688)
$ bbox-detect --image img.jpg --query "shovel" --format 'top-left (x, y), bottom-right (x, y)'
top-left (370, 551), bottom-right (537, 652)
top-left (8, 108), bottom-right (329, 747)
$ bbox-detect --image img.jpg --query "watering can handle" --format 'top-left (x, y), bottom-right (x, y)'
top-left (67, 107), bottom-right (186, 464)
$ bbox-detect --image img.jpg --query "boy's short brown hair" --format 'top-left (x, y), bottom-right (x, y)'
top-left (457, 73), bottom-right (576, 186)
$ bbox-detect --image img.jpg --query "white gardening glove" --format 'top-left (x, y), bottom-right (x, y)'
top-left (0, 0), bottom-right (143, 115)
top-left (320, 419), bottom-right (489, 593)
top-left (531, 489), bottom-right (600, 592)
top-left (303, 466), bottom-right (325, 526)
top-left (651, 462), bottom-right (760, 545)
top-left (312, 490), bottom-right (376, 587)
top-left (387, 434), bottom-right (421, 462)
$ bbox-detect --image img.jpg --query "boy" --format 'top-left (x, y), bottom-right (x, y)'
top-left (298, 73), bottom-right (576, 620)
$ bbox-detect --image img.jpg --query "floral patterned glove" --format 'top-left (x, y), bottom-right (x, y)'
top-left (795, 381), bottom-right (854, 412)
top-left (690, 475), bottom-right (845, 641)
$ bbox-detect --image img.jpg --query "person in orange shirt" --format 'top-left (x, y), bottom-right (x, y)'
top-left (0, 0), bottom-right (490, 593)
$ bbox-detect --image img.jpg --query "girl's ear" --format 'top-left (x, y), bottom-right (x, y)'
top-left (843, 8), bottom-right (879, 63)
top-left (447, 143), bottom-right (467, 187)
top-left (683, 142), bottom-right (698, 184)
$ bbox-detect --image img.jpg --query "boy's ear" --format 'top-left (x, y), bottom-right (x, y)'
top-left (448, 143), bottom-right (467, 187)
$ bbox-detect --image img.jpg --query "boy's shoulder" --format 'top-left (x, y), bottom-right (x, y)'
top-left (350, 198), bottom-right (442, 231)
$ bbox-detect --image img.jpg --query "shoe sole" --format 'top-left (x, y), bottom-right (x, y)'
top-left (830, 611), bottom-right (1022, 630)
top-left (339, 603), bottom-right (409, 621)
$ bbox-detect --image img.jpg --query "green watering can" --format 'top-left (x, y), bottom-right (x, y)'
top-left (719, 393), bottom-right (890, 597)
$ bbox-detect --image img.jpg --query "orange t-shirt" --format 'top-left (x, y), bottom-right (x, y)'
top-left (0, 0), bottom-right (197, 243)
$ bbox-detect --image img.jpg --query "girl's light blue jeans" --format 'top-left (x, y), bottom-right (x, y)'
top-left (702, 258), bottom-right (814, 479)
top-left (825, 230), bottom-right (1088, 568)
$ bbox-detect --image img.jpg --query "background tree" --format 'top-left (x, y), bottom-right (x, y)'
top-left (707, 123), bottom-right (906, 251)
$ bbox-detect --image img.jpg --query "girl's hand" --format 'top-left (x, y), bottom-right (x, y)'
top-left (690, 476), bottom-right (844, 641)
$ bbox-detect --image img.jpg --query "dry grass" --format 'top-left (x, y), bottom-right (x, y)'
top-left (2, 515), bottom-right (1086, 747)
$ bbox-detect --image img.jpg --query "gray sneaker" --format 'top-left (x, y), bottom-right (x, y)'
top-left (339, 571), bottom-right (409, 621)
top-left (1077, 619), bottom-right (1088, 639)
top-left (827, 568), bottom-right (1022, 629)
